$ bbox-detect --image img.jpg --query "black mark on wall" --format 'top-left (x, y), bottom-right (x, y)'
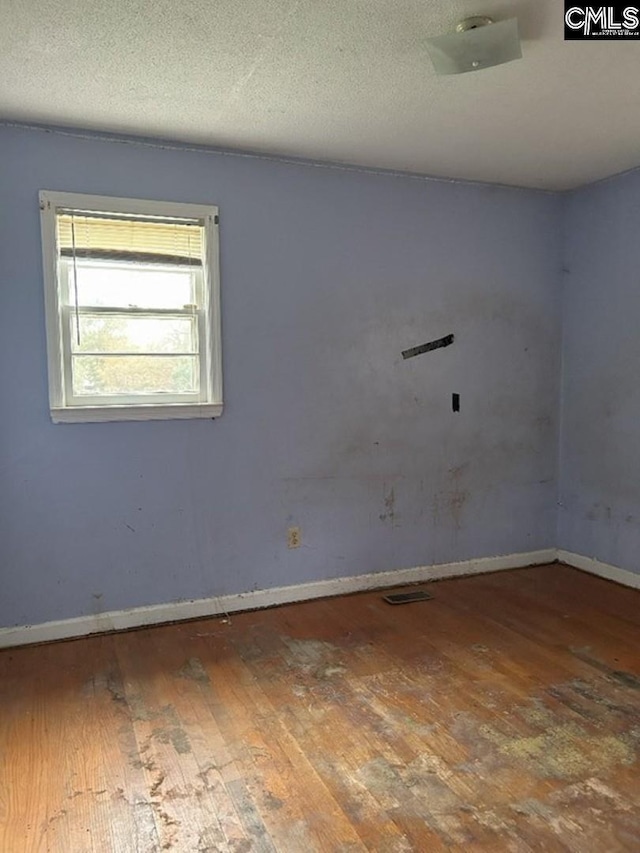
top-left (402, 334), bottom-right (454, 361)
top-left (452, 393), bottom-right (460, 412)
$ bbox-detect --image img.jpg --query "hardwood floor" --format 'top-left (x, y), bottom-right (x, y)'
top-left (0, 563), bottom-right (639, 852)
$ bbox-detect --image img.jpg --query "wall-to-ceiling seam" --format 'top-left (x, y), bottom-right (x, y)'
top-left (0, 119), bottom-right (559, 196)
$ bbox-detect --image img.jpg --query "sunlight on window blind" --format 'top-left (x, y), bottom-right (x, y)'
top-left (56, 213), bottom-right (204, 265)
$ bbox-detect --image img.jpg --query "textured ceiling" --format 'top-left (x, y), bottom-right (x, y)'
top-left (1, 0), bottom-right (640, 190)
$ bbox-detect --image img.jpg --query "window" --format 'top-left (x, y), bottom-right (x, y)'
top-left (39, 191), bottom-right (222, 423)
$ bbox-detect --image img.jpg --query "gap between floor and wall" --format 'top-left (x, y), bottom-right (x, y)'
top-left (1, 549), bottom-right (638, 650)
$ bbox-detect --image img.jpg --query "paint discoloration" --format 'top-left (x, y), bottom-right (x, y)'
top-left (448, 462), bottom-right (470, 480)
top-left (441, 462), bottom-right (470, 530)
top-left (447, 490), bottom-right (468, 529)
top-left (379, 486), bottom-right (396, 524)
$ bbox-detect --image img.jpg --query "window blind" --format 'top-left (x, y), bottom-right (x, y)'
top-left (56, 212), bottom-right (204, 266)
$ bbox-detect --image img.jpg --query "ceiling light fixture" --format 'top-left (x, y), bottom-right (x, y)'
top-left (426, 16), bottom-right (522, 76)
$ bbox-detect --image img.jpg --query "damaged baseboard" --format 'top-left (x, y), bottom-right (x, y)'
top-left (557, 550), bottom-right (640, 590)
top-left (0, 549), bottom-right (555, 649)
top-left (3, 549), bottom-right (637, 650)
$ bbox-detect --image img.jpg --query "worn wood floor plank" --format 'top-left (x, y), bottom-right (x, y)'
top-left (0, 635), bottom-right (159, 853)
top-left (0, 563), bottom-right (638, 852)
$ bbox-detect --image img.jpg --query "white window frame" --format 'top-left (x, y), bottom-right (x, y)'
top-left (39, 191), bottom-right (223, 423)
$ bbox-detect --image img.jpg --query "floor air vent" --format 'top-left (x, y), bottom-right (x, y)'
top-left (383, 589), bottom-right (433, 605)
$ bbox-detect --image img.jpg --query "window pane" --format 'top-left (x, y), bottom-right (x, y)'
top-left (71, 315), bottom-right (197, 354)
top-left (72, 355), bottom-right (199, 395)
top-left (67, 261), bottom-right (196, 309)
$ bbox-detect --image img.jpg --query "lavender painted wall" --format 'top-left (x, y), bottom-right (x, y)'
top-left (559, 169), bottom-right (640, 574)
top-left (0, 125), bottom-right (562, 628)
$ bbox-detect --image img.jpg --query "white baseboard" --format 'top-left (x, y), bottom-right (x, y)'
top-left (0, 549), bottom-right (555, 649)
top-left (557, 549), bottom-right (640, 590)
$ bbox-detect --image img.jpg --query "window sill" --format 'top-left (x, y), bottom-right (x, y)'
top-left (50, 402), bottom-right (223, 424)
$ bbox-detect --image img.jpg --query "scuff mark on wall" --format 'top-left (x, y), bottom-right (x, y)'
top-left (448, 490), bottom-right (469, 530)
top-left (91, 591), bottom-right (104, 618)
top-left (447, 463), bottom-right (470, 531)
top-left (379, 486), bottom-right (396, 525)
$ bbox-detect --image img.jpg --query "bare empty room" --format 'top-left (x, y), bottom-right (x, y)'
top-left (0, 2), bottom-right (639, 851)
